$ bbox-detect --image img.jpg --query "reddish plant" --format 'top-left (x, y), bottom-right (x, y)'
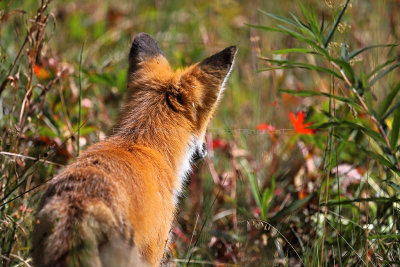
top-left (289, 111), bottom-right (314, 135)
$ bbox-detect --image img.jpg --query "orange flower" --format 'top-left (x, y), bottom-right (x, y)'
top-left (212, 138), bottom-right (227, 150)
top-left (256, 123), bottom-right (275, 132)
top-left (256, 123), bottom-right (276, 143)
top-left (33, 64), bottom-right (50, 79)
top-left (298, 187), bottom-right (308, 200)
top-left (289, 111), bottom-right (314, 135)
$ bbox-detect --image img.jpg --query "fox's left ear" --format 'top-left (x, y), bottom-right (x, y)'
top-left (198, 46), bottom-right (237, 82)
top-left (128, 32), bottom-right (167, 72)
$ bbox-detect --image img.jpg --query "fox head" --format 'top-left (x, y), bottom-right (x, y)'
top-left (114, 33), bottom-right (236, 182)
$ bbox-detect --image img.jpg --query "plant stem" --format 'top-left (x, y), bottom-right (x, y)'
top-left (77, 40), bottom-right (86, 156)
top-left (330, 61), bottom-right (400, 171)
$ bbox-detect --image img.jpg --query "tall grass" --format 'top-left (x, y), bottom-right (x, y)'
top-left (249, 0), bottom-right (400, 265)
top-left (0, 0), bottom-right (399, 266)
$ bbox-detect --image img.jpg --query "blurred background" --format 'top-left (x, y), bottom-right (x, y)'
top-left (1, 0), bottom-right (400, 266)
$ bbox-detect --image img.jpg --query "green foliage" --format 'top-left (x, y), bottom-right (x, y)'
top-left (1, 0), bottom-right (400, 266)
top-left (250, 0), bottom-right (400, 265)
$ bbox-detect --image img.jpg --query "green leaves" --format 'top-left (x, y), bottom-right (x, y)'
top-left (272, 48), bottom-right (317, 55)
top-left (240, 158), bottom-right (275, 221)
top-left (245, 1), bottom-right (400, 265)
top-left (346, 44), bottom-right (397, 61)
top-left (369, 62), bottom-right (400, 88)
top-left (323, 0), bottom-right (350, 47)
top-left (390, 107), bottom-right (400, 150)
top-left (280, 89), bottom-right (357, 105)
top-left (260, 176), bottom-right (275, 221)
top-left (259, 57), bottom-right (342, 79)
top-left (377, 82), bottom-right (400, 119)
top-left (240, 158), bottom-right (262, 208)
top-left (252, 0), bottom-right (400, 178)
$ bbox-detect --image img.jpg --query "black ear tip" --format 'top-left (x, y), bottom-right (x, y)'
top-left (133, 32), bottom-right (155, 44)
top-left (227, 45), bottom-right (238, 54)
top-left (129, 32), bottom-right (165, 62)
top-left (217, 45), bottom-right (238, 64)
top-left (225, 45), bottom-right (238, 61)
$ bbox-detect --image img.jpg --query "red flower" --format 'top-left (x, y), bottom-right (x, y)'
top-left (289, 111), bottom-right (314, 135)
top-left (212, 138), bottom-right (227, 150)
top-left (33, 64), bottom-right (50, 79)
top-left (256, 123), bottom-right (275, 132)
top-left (256, 123), bottom-right (276, 143)
top-left (274, 188), bottom-right (283, 196)
top-left (298, 187), bottom-right (308, 200)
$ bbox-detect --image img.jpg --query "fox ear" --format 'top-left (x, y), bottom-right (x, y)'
top-left (128, 33), bottom-right (166, 71)
top-left (198, 46), bottom-right (237, 81)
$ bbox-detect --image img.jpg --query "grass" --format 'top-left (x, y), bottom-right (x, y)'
top-left (1, 0), bottom-right (400, 266)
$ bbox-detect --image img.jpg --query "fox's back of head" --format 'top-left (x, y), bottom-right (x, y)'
top-left (114, 33), bottom-right (236, 158)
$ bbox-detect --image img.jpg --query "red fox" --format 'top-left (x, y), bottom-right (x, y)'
top-left (32, 33), bottom-right (237, 267)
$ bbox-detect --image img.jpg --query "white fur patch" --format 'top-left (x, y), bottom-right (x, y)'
top-left (173, 55), bottom-right (235, 204)
top-left (218, 55), bottom-right (236, 101)
top-left (174, 134), bottom-right (204, 205)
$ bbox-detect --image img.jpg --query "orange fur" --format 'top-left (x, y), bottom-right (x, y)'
top-left (32, 33), bottom-right (236, 267)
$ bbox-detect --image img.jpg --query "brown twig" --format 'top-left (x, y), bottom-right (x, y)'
top-left (0, 0), bottom-right (52, 97)
top-left (0, 151), bottom-right (64, 167)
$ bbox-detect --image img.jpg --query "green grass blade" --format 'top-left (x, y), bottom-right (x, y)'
top-left (77, 40), bottom-right (86, 156)
top-left (367, 234), bottom-right (400, 240)
top-left (368, 57), bottom-right (397, 79)
top-left (384, 180), bottom-right (400, 193)
top-left (277, 23), bottom-right (317, 43)
top-left (259, 58), bottom-right (342, 79)
top-left (370, 62), bottom-right (400, 87)
top-left (323, 197), bottom-right (400, 206)
top-left (312, 120), bottom-right (385, 143)
top-left (280, 89), bottom-right (357, 105)
top-left (323, 0), bottom-right (350, 47)
top-left (288, 12), bottom-right (318, 41)
top-left (381, 101), bottom-right (400, 122)
top-left (362, 149), bottom-right (397, 170)
top-left (270, 192), bottom-right (316, 222)
top-left (298, 1), bottom-right (314, 27)
top-left (258, 9), bottom-right (299, 29)
top-left (289, 12), bottom-right (311, 31)
top-left (240, 158), bottom-right (262, 208)
top-left (341, 41), bottom-right (348, 60)
top-left (272, 48), bottom-right (318, 54)
top-left (390, 106), bottom-right (400, 150)
top-left (347, 44), bottom-right (398, 60)
top-left (248, 23), bottom-right (330, 57)
top-left (378, 81), bottom-right (400, 119)
top-left (320, 13), bottom-right (325, 33)
top-left (310, 7), bottom-right (323, 43)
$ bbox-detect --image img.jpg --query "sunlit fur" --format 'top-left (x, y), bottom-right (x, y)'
top-left (32, 33), bottom-right (236, 267)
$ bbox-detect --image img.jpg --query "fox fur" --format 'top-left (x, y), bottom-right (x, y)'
top-left (32, 33), bottom-right (237, 267)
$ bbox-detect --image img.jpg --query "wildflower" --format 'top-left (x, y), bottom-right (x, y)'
top-left (19, 205), bottom-right (32, 213)
top-left (274, 188), bottom-right (283, 196)
top-left (256, 123), bottom-right (275, 132)
top-left (289, 111), bottom-right (314, 135)
top-left (33, 64), bottom-right (50, 79)
top-left (212, 138), bottom-right (227, 150)
top-left (298, 187), bottom-right (308, 200)
top-left (256, 123), bottom-right (276, 143)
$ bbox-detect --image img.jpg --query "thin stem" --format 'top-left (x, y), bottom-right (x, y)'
top-left (330, 61), bottom-right (400, 171)
top-left (77, 40), bottom-right (86, 156)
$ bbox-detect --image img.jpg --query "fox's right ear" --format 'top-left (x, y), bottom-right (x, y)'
top-left (128, 33), bottom-right (167, 73)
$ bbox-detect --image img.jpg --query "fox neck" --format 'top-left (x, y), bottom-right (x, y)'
top-left (111, 119), bottom-right (202, 196)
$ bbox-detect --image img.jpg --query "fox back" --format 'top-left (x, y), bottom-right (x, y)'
top-left (32, 33), bottom-right (237, 267)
